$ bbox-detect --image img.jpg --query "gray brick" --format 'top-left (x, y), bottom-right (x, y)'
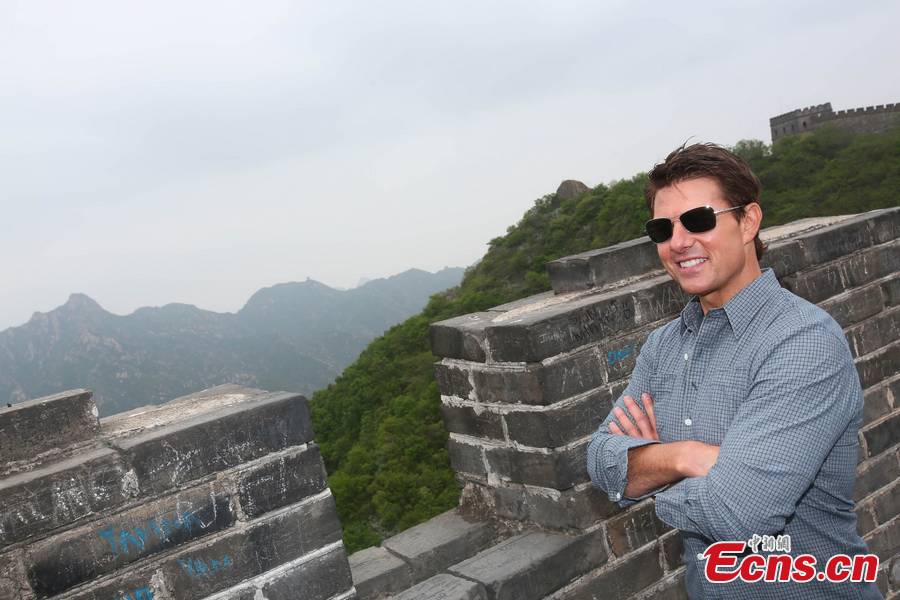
top-left (797, 214), bottom-right (878, 265)
top-left (857, 341), bottom-right (900, 389)
top-left (503, 388), bottom-right (612, 449)
top-left (349, 545), bottom-right (412, 599)
top-left (113, 391), bottom-right (313, 495)
top-left (884, 277), bottom-right (900, 307)
top-left (863, 410), bottom-right (900, 458)
top-left (626, 571), bottom-right (689, 600)
top-left (430, 313), bottom-right (493, 362)
top-left (484, 440), bottom-right (589, 489)
top-left (631, 278), bottom-right (690, 326)
top-left (448, 529), bottom-right (608, 600)
top-left (864, 516), bottom-right (900, 562)
top-left (872, 480), bottom-right (900, 526)
top-left (845, 306), bottom-right (900, 359)
top-left (161, 492), bottom-right (343, 600)
top-left (382, 510), bottom-right (496, 583)
top-left (867, 207), bottom-right (900, 245)
top-left (485, 294), bottom-right (637, 363)
top-left (761, 238), bottom-right (808, 279)
top-left (0, 389), bottom-right (98, 466)
top-left (781, 261), bottom-right (846, 304)
top-left (26, 483), bottom-right (235, 597)
top-left (841, 241), bottom-right (900, 288)
top-left (472, 366), bottom-right (544, 405)
top-left (857, 502), bottom-right (877, 536)
top-left (821, 283), bottom-right (885, 328)
top-left (547, 237), bottom-right (661, 294)
top-left (606, 500), bottom-right (671, 558)
top-left (231, 444), bottom-right (329, 519)
top-left (203, 544), bottom-right (353, 600)
top-left (0, 551), bottom-right (32, 600)
top-left (538, 349), bottom-right (607, 405)
top-left (863, 381), bottom-right (895, 426)
top-left (0, 447), bottom-right (131, 548)
top-left (434, 362), bottom-right (475, 399)
top-left (856, 449), bottom-right (900, 501)
top-left (660, 531), bottom-right (683, 571)
top-left (447, 439), bottom-right (488, 480)
top-left (393, 573), bottom-right (488, 600)
top-left (554, 543), bottom-right (663, 600)
top-left (441, 404), bottom-right (505, 441)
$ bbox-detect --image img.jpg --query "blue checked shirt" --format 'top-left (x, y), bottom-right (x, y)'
top-left (587, 269), bottom-right (882, 599)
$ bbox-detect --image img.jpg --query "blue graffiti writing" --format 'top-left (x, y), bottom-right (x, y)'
top-left (178, 554), bottom-right (233, 578)
top-left (113, 586), bottom-right (154, 600)
top-left (98, 508), bottom-right (208, 556)
top-left (607, 346), bottom-right (634, 366)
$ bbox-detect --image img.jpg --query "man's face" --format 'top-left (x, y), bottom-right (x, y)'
top-left (652, 177), bottom-right (756, 310)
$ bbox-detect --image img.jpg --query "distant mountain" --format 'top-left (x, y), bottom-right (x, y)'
top-left (0, 267), bottom-right (464, 415)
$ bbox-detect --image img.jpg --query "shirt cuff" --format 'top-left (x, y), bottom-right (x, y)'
top-left (587, 433), bottom-right (660, 505)
top-left (655, 476), bottom-right (700, 532)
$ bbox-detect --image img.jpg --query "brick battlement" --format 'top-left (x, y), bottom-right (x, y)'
top-left (770, 100), bottom-right (900, 142)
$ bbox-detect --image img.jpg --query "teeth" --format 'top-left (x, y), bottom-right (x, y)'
top-left (679, 258), bottom-right (707, 268)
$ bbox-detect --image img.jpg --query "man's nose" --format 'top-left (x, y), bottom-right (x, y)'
top-left (668, 220), bottom-right (695, 252)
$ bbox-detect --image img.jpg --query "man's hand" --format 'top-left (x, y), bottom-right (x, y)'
top-left (609, 393), bottom-right (658, 441)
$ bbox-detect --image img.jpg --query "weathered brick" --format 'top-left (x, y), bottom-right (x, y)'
top-left (631, 278), bottom-right (689, 326)
top-left (857, 502), bottom-right (878, 536)
top-left (761, 238), bottom-right (808, 279)
top-left (821, 283), bottom-right (885, 328)
top-left (429, 313), bottom-right (493, 362)
top-left (209, 543), bottom-right (353, 600)
top-left (781, 261), bottom-right (846, 304)
top-left (349, 545), bottom-right (412, 599)
top-left (113, 392), bottom-right (313, 495)
top-left (867, 207), bottom-right (900, 245)
top-left (841, 241), bottom-right (900, 288)
top-left (797, 215), bottom-right (878, 265)
top-left (441, 404), bottom-right (505, 441)
top-left (846, 307), bottom-right (900, 359)
top-left (547, 237), bottom-right (661, 294)
top-left (538, 349), bottom-right (607, 405)
top-left (606, 500), bottom-right (670, 558)
top-left (447, 438), bottom-right (488, 480)
top-left (864, 516), bottom-right (900, 562)
top-left (393, 573), bottom-right (488, 600)
top-left (448, 529), bottom-right (608, 600)
top-left (26, 483), bottom-right (235, 596)
top-left (434, 362), bottom-right (475, 399)
top-left (857, 342), bottom-right (900, 389)
top-left (626, 571), bottom-right (689, 600)
top-left (484, 440), bottom-right (589, 489)
top-left (555, 542), bottom-right (663, 600)
top-left (485, 293), bottom-right (637, 363)
top-left (883, 277), bottom-right (900, 307)
top-left (856, 449), bottom-right (900, 501)
top-left (0, 447), bottom-right (131, 548)
top-left (471, 366), bottom-right (544, 405)
top-left (230, 444), bottom-right (328, 519)
top-left (0, 550), bottom-right (32, 600)
top-left (863, 410), bottom-right (900, 458)
top-left (863, 381), bottom-right (895, 426)
top-left (161, 492), bottom-right (343, 600)
top-left (872, 480), bottom-right (900, 526)
top-left (503, 388), bottom-right (612, 449)
top-left (382, 509), bottom-right (496, 583)
top-left (660, 531), bottom-right (683, 571)
top-left (0, 389), bottom-right (98, 466)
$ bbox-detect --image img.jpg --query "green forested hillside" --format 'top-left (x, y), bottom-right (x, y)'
top-left (311, 125), bottom-right (900, 552)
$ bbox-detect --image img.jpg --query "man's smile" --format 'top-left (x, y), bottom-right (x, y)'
top-left (676, 256), bottom-right (708, 271)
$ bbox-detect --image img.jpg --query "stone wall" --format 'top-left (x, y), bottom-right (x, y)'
top-left (0, 385), bottom-right (354, 600)
top-left (430, 207), bottom-right (900, 598)
top-left (770, 101), bottom-right (900, 142)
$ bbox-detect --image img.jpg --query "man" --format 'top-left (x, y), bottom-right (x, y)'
top-left (586, 143), bottom-right (881, 599)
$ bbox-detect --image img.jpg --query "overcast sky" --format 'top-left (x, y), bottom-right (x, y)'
top-left (2, 0), bottom-right (898, 329)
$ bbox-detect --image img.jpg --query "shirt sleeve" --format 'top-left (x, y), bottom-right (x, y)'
top-left (586, 329), bottom-right (663, 506)
top-left (654, 323), bottom-right (860, 541)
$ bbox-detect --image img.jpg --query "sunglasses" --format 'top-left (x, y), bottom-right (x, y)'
top-left (645, 205), bottom-right (744, 243)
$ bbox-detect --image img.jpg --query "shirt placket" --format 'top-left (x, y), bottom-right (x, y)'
top-left (682, 323), bottom-right (698, 433)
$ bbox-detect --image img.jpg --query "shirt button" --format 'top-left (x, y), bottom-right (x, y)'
top-left (684, 418), bottom-right (693, 426)
top-left (611, 492), bottom-right (621, 501)
top-left (684, 352), bottom-right (689, 361)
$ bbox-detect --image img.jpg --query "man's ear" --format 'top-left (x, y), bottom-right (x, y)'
top-left (742, 202), bottom-right (763, 244)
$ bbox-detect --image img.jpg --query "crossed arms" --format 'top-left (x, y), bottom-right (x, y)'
top-left (586, 324), bottom-right (860, 542)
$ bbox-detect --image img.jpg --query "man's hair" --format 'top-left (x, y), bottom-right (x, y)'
top-left (644, 142), bottom-right (766, 259)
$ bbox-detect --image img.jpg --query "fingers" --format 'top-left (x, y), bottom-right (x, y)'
top-left (613, 401), bottom-right (640, 437)
top-left (642, 393), bottom-right (659, 440)
top-left (608, 421), bottom-right (623, 435)
top-left (624, 395), bottom-right (655, 439)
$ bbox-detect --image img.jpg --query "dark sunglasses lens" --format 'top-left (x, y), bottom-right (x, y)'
top-left (646, 218), bottom-right (673, 243)
top-left (680, 206), bottom-right (717, 233)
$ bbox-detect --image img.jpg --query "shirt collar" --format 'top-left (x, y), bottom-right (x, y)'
top-left (679, 269), bottom-right (781, 338)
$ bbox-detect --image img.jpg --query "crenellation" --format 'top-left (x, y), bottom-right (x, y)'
top-left (772, 100), bottom-right (900, 141)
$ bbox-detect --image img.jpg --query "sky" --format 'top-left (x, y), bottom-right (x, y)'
top-left (1, 0), bottom-right (899, 329)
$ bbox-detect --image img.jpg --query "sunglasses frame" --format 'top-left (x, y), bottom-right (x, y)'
top-left (645, 205), bottom-right (744, 243)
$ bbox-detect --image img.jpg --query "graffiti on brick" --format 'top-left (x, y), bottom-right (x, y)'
top-left (98, 508), bottom-right (208, 556)
top-left (177, 554), bottom-right (233, 578)
top-left (607, 346), bottom-right (634, 366)
top-left (113, 586), bottom-right (154, 600)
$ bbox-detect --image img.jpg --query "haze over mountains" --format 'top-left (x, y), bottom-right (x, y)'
top-left (0, 267), bottom-right (464, 416)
